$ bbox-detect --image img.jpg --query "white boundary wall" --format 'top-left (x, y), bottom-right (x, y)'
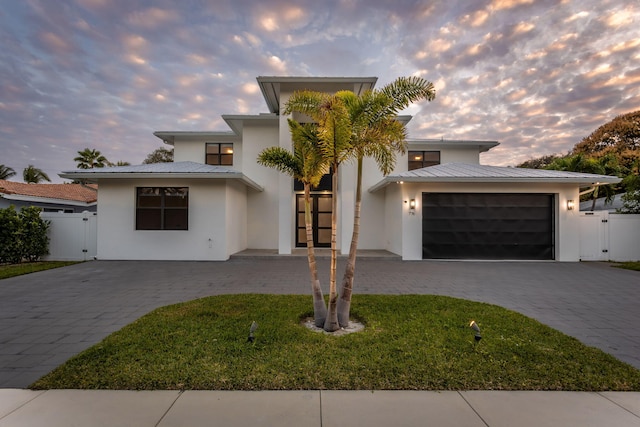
top-left (579, 211), bottom-right (640, 261)
top-left (41, 211), bottom-right (97, 261)
top-left (41, 210), bottom-right (639, 262)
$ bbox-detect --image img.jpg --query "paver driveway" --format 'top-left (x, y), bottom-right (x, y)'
top-left (1, 257), bottom-right (638, 388)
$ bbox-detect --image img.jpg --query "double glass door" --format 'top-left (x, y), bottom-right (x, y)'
top-left (296, 194), bottom-right (332, 247)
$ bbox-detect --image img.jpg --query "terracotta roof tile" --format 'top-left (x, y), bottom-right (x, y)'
top-left (0, 180), bottom-right (97, 203)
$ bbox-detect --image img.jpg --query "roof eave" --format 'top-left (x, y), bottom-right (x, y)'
top-left (256, 76), bottom-right (379, 113)
top-left (58, 172), bottom-right (264, 192)
top-left (153, 131), bottom-right (240, 146)
top-left (368, 176), bottom-right (621, 193)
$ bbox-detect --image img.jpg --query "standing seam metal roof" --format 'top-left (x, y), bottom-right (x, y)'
top-left (368, 163), bottom-right (622, 192)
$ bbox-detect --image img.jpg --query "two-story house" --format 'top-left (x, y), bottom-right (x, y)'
top-left (59, 76), bottom-right (620, 261)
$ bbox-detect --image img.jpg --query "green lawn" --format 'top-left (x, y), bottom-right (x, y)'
top-left (614, 261), bottom-right (640, 272)
top-left (0, 261), bottom-right (80, 280)
top-left (31, 294), bottom-right (640, 391)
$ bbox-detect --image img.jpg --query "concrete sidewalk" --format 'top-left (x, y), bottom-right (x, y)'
top-left (1, 389), bottom-right (640, 426)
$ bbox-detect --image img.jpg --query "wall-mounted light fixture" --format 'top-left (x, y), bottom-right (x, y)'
top-left (409, 198), bottom-right (416, 215)
top-left (567, 200), bottom-right (575, 210)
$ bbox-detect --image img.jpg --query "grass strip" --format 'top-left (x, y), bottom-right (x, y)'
top-left (32, 294), bottom-right (640, 391)
top-left (0, 261), bottom-right (80, 280)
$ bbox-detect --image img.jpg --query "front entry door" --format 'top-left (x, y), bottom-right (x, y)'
top-left (296, 194), bottom-right (332, 247)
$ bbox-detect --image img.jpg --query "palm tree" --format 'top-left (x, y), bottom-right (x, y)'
top-left (23, 165), bottom-right (51, 183)
top-left (0, 164), bottom-right (16, 180)
top-left (336, 77), bottom-right (436, 327)
top-left (257, 119), bottom-right (329, 327)
top-left (284, 91), bottom-right (352, 332)
top-left (547, 153), bottom-right (623, 210)
top-left (74, 148), bottom-right (109, 169)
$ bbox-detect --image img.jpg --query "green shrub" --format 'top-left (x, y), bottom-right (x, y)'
top-left (0, 205), bottom-right (50, 264)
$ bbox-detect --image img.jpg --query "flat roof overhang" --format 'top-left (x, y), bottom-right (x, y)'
top-left (257, 76), bottom-right (378, 113)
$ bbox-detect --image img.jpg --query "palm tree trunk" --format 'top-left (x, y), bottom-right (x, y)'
top-left (337, 156), bottom-right (363, 327)
top-left (304, 184), bottom-right (327, 327)
top-left (324, 165), bottom-right (340, 332)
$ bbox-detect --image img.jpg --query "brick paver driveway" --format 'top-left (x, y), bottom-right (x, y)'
top-left (1, 257), bottom-right (638, 387)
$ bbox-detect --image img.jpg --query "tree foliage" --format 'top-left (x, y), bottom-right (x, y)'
top-left (517, 154), bottom-right (562, 169)
top-left (23, 165), bottom-right (51, 183)
top-left (0, 164), bottom-right (16, 180)
top-left (74, 148), bottom-right (109, 169)
top-left (546, 153), bottom-right (623, 209)
top-left (143, 147), bottom-right (174, 164)
top-left (619, 161), bottom-right (640, 213)
top-left (572, 110), bottom-right (640, 170)
top-left (0, 205), bottom-right (50, 263)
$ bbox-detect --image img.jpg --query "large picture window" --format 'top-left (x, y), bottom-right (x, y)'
top-left (206, 143), bottom-right (233, 165)
top-left (136, 187), bottom-right (188, 230)
top-left (408, 151), bottom-right (440, 170)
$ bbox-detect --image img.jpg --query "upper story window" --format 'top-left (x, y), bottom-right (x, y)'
top-left (136, 187), bottom-right (188, 230)
top-left (408, 151), bottom-right (440, 170)
top-left (206, 143), bottom-right (233, 166)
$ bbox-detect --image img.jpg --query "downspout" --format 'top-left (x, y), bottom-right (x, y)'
top-left (579, 186), bottom-right (597, 197)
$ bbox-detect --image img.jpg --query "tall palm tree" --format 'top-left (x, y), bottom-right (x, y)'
top-left (74, 148), bottom-right (109, 169)
top-left (336, 77), bottom-right (436, 327)
top-left (546, 153), bottom-right (623, 210)
top-left (257, 119), bottom-right (329, 327)
top-left (284, 91), bottom-right (352, 332)
top-left (0, 164), bottom-right (16, 180)
top-left (23, 165), bottom-right (51, 183)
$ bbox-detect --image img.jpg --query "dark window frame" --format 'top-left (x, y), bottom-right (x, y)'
top-left (408, 150), bottom-right (440, 170)
top-left (136, 187), bottom-right (189, 231)
top-left (205, 143), bottom-right (234, 166)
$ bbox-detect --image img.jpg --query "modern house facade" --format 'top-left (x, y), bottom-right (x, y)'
top-left (60, 76), bottom-right (620, 262)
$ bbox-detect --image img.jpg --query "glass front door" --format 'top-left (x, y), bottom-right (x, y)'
top-left (296, 194), bottom-right (332, 247)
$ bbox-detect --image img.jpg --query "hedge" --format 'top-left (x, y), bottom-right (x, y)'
top-left (0, 205), bottom-right (50, 264)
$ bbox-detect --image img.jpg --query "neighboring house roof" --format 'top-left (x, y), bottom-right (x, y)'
top-left (0, 179), bottom-right (97, 206)
top-left (59, 161), bottom-right (264, 192)
top-left (369, 163), bottom-right (622, 192)
top-left (580, 194), bottom-right (625, 212)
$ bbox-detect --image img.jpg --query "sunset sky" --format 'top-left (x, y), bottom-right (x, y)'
top-left (1, 0), bottom-right (638, 182)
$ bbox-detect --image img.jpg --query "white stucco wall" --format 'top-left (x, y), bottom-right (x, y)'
top-left (242, 122), bottom-right (280, 250)
top-left (440, 149), bottom-right (481, 164)
top-left (347, 157), bottom-right (388, 250)
top-left (225, 179), bottom-right (248, 256)
top-left (383, 185), bottom-right (403, 256)
top-left (173, 137), bottom-right (242, 170)
top-left (96, 178), bottom-right (233, 261)
top-left (384, 181), bottom-right (580, 261)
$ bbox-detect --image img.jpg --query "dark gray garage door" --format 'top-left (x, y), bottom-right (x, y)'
top-left (422, 193), bottom-right (554, 260)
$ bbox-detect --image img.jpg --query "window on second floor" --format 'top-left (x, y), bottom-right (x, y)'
top-left (408, 151), bottom-right (440, 170)
top-left (206, 143), bottom-right (233, 166)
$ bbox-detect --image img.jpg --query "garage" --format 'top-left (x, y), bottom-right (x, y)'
top-left (422, 193), bottom-right (554, 260)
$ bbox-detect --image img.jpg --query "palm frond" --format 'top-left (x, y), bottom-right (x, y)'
top-left (257, 146), bottom-right (302, 179)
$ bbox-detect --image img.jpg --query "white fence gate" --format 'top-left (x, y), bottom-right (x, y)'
top-left (579, 211), bottom-right (640, 261)
top-left (41, 211), bottom-right (97, 261)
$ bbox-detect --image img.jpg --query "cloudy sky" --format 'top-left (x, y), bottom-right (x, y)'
top-left (1, 0), bottom-right (638, 182)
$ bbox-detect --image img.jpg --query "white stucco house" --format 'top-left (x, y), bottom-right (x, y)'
top-left (59, 76), bottom-right (620, 261)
